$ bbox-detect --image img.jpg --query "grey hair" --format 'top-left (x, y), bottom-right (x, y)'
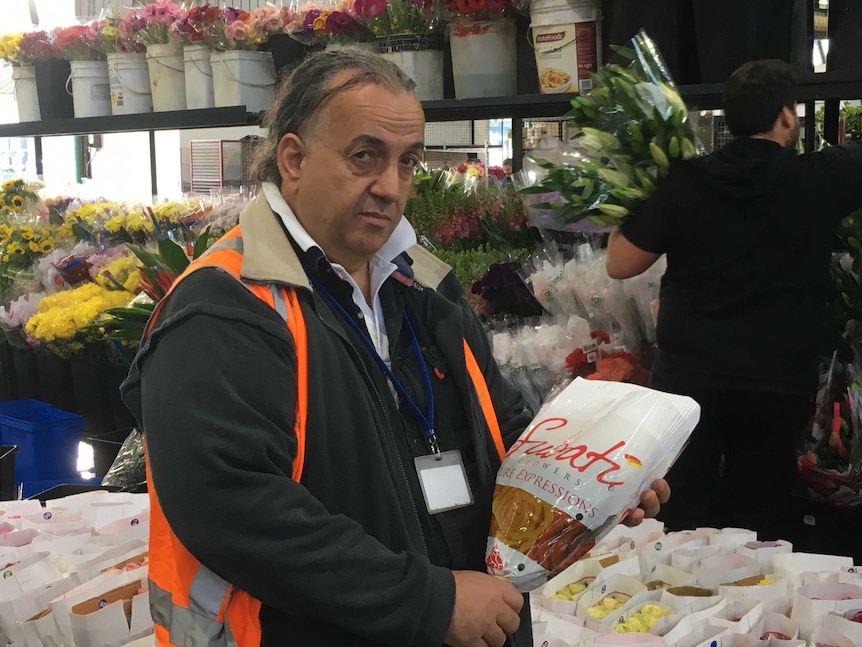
top-left (250, 48), bottom-right (418, 185)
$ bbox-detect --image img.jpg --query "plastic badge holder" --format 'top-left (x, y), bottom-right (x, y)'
top-left (0, 400), bottom-right (83, 483)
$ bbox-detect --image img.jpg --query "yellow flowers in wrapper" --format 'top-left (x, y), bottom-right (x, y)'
top-left (614, 603), bottom-right (671, 633)
top-left (550, 579), bottom-right (591, 601)
top-left (485, 378), bottom-right (700, 591)
top-left (24, 283), bottom-right (131, 357)
top-left (587, 593), bottom-right (628, 619)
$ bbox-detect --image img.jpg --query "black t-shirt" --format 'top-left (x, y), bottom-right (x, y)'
top-left (621, 138), bottom-right (862, 394)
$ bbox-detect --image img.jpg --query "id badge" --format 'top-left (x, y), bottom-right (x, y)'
top-left (414, 450), bottom-right (474, 515)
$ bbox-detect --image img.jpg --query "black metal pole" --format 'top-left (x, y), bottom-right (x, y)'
top-left (512, 117), bottom-right (524, 171)
top-left (33, 136), bottom-right (43, 178)
top-left (149, 130), bottom-right (158, 196)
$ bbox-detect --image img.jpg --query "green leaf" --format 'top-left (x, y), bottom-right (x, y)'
top-left (158, 238), bottom-right (191, 276)
top-left (192, 226), bottom-right (211, 260)
top-left (127, 245), bottom-right (163, 271)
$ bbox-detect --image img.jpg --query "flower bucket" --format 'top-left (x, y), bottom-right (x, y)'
top-left (107, 52), bottom-right (153, 115)
top-left (11, 65), bottom-right (40, 122)
top-left (325, 42), bottom-right (378, 54)
top-left (184, 44), bottom-right (214, 110)
top-left (211, 50), bottom-right (276, 113)
top-left (377, 33), bottom-right (444, 101)
top-left (68, 60), bottom-right (112, 118)
top-left (529, 0), bottom-right (601, 95)
top-left (448, 20), bottom-right (517, 99)
top-left (145, 42), bottom-right (187, 112)
top-left (34, 59), bottom-right (74, 120)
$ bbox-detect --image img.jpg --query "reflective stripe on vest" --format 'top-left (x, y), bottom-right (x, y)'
top-left (144, 226), bottom-right (506, 646)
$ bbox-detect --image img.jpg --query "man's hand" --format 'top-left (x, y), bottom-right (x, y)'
top-left (623, 478), bottom-right (671, 527)
top-left (444, 571), bottom-right (523, 647)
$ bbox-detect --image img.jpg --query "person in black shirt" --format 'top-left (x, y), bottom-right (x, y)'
top-left (605, 59), bottom-right (862, 538)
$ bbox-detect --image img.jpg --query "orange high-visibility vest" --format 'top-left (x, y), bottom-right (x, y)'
top-left (143, 225), bottom-right (506, 646)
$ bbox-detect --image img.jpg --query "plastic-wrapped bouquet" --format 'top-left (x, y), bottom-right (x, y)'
top-left (521, 30), bottom-right (702, 229)
top-left (486, 377), bottom-right (700, 591)
top-left (350, 0), bottom-right (444, 37)
top-left (286, 0), bottom-right (366, 46)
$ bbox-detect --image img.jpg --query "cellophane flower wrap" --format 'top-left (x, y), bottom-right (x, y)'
top-left (486, 377), bottom-right (700, 591)
top-left (350, 0), bottom-right (443, 36)
top-left (521, 30), bottom-right (702, 229)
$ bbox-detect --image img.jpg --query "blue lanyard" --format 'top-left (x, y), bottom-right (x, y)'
top-left (310, 276), bottom-right (440, 457)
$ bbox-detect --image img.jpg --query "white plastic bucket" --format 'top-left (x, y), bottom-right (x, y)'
top-left (211, 50), bottom-right (276, 113)
top-left (107, 52), bottom-right (152, 115)
top-left (11, 65), bottom-right (40, 122)
top-left (448, 20), bottom-right (517, 99)
top-left (377, 34), bottom-right (444, 101)
top-left (68, 60), bottom-right (112, 118)
top-left (146, 42), bottom-right (187, 112)
top-left (530, 0), bottom-right (601, 95)
top-left (184, 44), bottom-right (214, 110)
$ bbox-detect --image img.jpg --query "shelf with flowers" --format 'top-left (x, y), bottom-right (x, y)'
top-left (350, 0), bottom-right (446, 101)
top-left (443, 0), bottom-right (517, 99)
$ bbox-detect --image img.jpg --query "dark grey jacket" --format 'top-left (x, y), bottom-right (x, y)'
top-left (122, 194), bottom-right (533, 647)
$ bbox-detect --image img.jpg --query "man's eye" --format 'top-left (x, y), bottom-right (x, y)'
top-left (401, 157), bottom-right (419, 168)
top-left (353, 151), bottom-right (374, 162)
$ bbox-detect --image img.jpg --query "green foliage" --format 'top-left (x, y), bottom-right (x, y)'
top-left (429, 245), bottom-right (530, 286)
top-left (405, 168), bottom-right (538, 253)
top-left (827, 211), bottom-right (862, 346)
top-left (527, 35), bottom-right (699, 227)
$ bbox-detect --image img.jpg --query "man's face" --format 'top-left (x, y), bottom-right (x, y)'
top-left (503, 162), bottom-right (513, 175)
top-left (280, 76), bottom-right (425, 271)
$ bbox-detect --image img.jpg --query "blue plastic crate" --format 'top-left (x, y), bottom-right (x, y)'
top-left (0, 399), bottom-right (83, 483)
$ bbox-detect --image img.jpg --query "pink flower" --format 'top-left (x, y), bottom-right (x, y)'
top-left (224, 20), bottom-right (249, 43)
top-left (142, 3), bottom-right (158, 20)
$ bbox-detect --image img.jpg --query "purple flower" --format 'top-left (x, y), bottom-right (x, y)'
top-left (302, 9), bottom-right (322, 31)
top-left (325, 11), bottom-right (358, 34)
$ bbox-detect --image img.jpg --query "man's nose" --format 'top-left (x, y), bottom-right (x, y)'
top-left (370, 162), bottom-right (402, 202)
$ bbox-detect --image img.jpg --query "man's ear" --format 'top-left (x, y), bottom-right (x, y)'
top-left (778, 105), bottom-right (796, 131)
top-left (276, 133), bottom-right (305, 183)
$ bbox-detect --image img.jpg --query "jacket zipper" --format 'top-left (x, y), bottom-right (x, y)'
top-left (313, 309), bottom-right (431, 559)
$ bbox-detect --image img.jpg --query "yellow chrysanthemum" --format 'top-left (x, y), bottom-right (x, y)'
top-left (28, 240), bottom-right (39, 253)
top-left (39, 239), bottom-right (53, 253)
top-left (6, 242), bottom-right (25, 255)
top-left (1, 180), bottom-right (16, 189)
top-left (102, 25), bottom-right (117, 38)
top-left (56, 223), bottom-right (74, 238)
top-left (19, 226), bottom-right (33, 240)
top-left (10, 196), bottom-right (24, 209)
top-left (24, 283), bottom-right (131, 346)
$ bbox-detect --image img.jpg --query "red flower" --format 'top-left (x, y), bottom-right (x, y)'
top-left (565, 348), bottom-right (588, 369)
top-left (590, 329), bottom-right (611, 345)
top-left (455, 0), bottom-right (486, 14)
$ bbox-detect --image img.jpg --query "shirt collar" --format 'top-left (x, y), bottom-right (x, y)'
top-left (262, 182), bottom-right (417, 264)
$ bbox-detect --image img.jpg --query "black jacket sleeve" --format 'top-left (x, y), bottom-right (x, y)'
top-left (801, 142), bottom-right (862, 222)
top-left (122, 270), bottom-right (454, 647)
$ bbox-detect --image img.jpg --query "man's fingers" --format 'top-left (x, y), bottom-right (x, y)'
top-left (651, 478), bottom-right (671, 504)
top-left (499, 582), bottom-right (524, 613)
top-left (484, 625), bottom-right (507, 647)
top-left (496, 604), bottom-right (521, 635)
top-left (639, 489), bottom-right (660, 518)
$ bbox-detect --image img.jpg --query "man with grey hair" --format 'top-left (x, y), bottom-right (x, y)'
top-left (123, 49), bottom-right (668, 647)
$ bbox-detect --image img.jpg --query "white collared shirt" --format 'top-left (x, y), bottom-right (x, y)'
top-left (262, 183), bottom-right (417, 367)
